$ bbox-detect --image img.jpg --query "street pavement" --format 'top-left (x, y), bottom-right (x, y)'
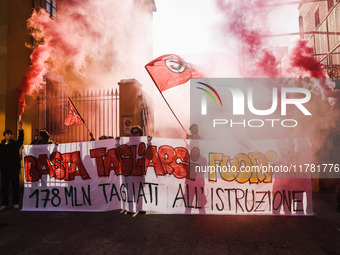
top-left (0, 193), bottom-right (339, 255)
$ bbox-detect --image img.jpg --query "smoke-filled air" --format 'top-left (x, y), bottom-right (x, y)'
top-left (18, 0), bottom-right (154, 114)
top-left (18, 0), bottom-right (338, 142)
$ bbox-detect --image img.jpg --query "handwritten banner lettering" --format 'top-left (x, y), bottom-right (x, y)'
top-left (22, 137), bottom-right (313, 215)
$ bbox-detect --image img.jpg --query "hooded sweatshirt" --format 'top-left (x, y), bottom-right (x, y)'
top-left (0, 130), bottom-right (24, 171)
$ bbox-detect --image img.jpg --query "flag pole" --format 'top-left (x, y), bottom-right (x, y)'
top-left (144, 67), bottom-right (189, 137)
top-left (68, 97), bottom-right (95, 141)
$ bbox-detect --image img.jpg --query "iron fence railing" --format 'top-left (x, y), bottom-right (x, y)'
top-left (37, 88), bottom-right (119, 144)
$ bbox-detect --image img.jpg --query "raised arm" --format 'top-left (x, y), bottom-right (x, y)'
top-left (16, 120), bottom-right (24, 148)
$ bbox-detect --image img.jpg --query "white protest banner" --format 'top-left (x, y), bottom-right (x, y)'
top-left (22, 137), bottom-right (313, 215)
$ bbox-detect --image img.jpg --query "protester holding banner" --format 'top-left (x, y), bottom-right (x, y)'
top-left (130, 126), bottom-right (143, 136)
top-left (0, 120), bottom-right (24, 211)
top-left (30, 129), bottom-right (39, 145)
top-left (30, 129), bottom-right (54, 145)
top-left (126, 126), bottom-right (148, 216)
top-left (189, 124), bottom-right (202, 139)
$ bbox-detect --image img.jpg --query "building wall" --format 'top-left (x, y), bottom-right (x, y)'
top-left (299, 1), bottom-right (340, 74)
top-left (299, 2), bottom-right (328, 34)
top-left (118, 79), bottom-right (154, 137)
top-left (0, 0), bottom-right (9, 134)
top-left (0, 0), bottom-right (38, 144)
top-left (299, 0), bottom-right (340, 192)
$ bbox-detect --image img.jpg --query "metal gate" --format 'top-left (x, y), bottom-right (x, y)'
top-left (36, 88), bottom-right (119, 144)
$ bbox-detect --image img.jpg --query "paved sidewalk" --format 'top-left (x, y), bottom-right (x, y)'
top-left (0, 193), bottom-right (339, 255)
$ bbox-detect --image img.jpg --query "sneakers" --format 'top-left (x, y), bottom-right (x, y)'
top-left (132, 211), bottom-right (146, 217)
top-left (120, 210), bottom-right (144, 216)
top-left (0, 205), bottom-right (20, 211)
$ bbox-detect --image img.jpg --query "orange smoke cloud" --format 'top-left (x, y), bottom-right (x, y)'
top-left (17, 1), bottom-right (153, 114)
top-left (18, 44), bottom-right (49, 114)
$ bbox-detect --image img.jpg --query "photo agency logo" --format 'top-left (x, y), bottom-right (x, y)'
top-left (196, 81), bottom-right (223, 115)
top-left (194, 79), bottom-right (312, 128)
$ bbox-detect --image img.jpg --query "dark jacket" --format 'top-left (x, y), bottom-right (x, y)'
top-left (0, 130), bottom-right (24, 171)
top-left (30, 130), bottom-right (53, 145)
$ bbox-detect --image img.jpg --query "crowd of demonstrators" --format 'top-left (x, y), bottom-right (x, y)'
top-left (98, 135), bottom-right (114, 140)
top-left (0, 120), bottom-right (24, 211)
top-left (114, 125), bottom-right (143, 141)
top-left (30, 129), bottom-right (54, 145)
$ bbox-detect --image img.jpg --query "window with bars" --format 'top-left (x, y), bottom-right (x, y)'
top-left (41, 0), bottom-right (57, 18)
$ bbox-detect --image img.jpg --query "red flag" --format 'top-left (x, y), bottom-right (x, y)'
top-left (145, 54), bottom-right (204, 92)
top-left (64, 98), bottom-right (84, 126)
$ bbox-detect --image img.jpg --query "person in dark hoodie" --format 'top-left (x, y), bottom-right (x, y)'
top-left (0, 120), bottom-right (24, 211)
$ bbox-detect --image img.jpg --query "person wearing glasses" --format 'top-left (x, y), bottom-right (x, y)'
top-left (130, 126), bottom-right (143, 136)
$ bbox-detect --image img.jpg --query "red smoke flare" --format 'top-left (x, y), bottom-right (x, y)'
top-left (215, 0), bottom-right (279, 78)
top-left (18, 45), bottom-right (49, 114)
top-left (17, 5), bottom-right (101, 114)
top-left (283, 40), bottom-right (340, 100)
top-left (214, 0), bottom-right (337, 100)
top-left (286, 40), bottom-right (326, 79)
